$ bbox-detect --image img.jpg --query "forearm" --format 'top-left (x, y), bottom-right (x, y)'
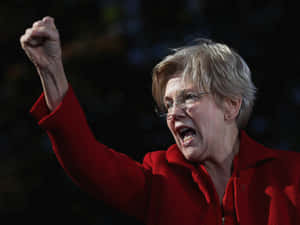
top-left (37, 60), bottom-right (69, 111)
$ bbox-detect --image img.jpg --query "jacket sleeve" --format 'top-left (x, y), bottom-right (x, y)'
top-left (30, 85), bottom-right (152, 221)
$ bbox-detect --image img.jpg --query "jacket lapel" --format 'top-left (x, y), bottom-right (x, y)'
top-left (238, 130), bottom-right (278, 170)
top-left (166, 144), bottom-right (212, 204)
top-left (237, 131), bottom-right (280, 225)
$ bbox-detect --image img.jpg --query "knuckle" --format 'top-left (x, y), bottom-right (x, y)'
top-left (33, 21), bottom-right (42, 27)
top-left (33, 26), bottom-right (46, 34)
top-left (43, 16), bottom-right (54, 23)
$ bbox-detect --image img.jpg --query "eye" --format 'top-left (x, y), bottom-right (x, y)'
top-left (184, 93), bottom-right (199, 103)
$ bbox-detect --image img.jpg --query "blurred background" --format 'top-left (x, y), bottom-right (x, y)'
top-left (0, 0), bottom-right (299, 224)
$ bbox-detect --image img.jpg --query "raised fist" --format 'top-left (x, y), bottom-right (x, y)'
top-left (20, 16), bottom-right (62, 69)
top-left (20, 16), bottom-right (68, 111)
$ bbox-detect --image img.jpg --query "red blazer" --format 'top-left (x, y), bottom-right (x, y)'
top-left (30, 86), bottom-right (300, 225)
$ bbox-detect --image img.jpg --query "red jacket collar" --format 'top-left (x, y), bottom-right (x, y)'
top-left (237, 130), bottom-right (278, 169)
top-left (166, 144), bottom-right (195, 170)
top-left (166, 130), bottom-right (278, 170)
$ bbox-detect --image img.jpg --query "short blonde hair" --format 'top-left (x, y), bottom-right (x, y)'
top-left (152, 38), bottom-right (257, 129)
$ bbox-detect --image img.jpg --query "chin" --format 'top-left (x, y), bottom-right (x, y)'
top-left (181, 147), bottom-right (202, 162)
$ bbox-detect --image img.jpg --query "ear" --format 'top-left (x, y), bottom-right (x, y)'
top-left (223, 97), bottom-right (242, 121)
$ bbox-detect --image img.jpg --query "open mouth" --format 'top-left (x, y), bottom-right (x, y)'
top-left (177, 127), bottom-right (196, 144)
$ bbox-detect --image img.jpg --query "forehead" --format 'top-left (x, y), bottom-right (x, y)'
top-left (164, 76), bottom-right (196, 97)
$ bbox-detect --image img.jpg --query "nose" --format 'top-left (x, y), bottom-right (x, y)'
top-left (167, 104), bottom-right (186, 120)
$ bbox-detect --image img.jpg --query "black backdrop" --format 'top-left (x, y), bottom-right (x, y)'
top-left (0, 0), bottom-right (299, 224)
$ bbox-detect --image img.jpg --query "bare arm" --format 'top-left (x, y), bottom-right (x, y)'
top-left (20, 16), bottom-right (68, 111)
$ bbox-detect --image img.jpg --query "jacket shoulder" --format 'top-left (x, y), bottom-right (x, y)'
top-left (265, 147), bottom-right (300, 181)
top-left (270, 147), bottom-right (300, 163)
top-left (143, 150), bottom-right (167, 165)
top-left (143, 150), bottom-right (169, 172)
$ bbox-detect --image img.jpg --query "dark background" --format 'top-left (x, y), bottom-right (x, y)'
top-left (0, 0), bottom-right (299, 224)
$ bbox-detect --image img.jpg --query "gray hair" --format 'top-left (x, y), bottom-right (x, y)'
top-left (152, 38), bottom-right (257, 129)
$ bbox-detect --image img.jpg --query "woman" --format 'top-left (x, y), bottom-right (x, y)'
top-left (20, 17), bottom-right (300, 225)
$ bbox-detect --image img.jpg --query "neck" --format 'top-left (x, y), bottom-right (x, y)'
top-left (203, 127), bottom-right (240, 178)
top-left (197, 127), bottom-right (240, 205)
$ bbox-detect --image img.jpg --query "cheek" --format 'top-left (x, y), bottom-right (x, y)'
top-left (167, 120), bottom-right (175, 135)
top-left (188, 104), bottom-right (223, 130)
top-left (188, 106), bottom-right (206, 125)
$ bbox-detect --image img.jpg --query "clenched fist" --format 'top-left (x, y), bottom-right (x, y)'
top-left (20, 16), bottom-right (69, 111)
top-left (20, 16), bottom-right (61, 69)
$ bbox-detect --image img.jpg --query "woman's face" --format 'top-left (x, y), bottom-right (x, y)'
top-left (164, 76), bottom-right (227, 162)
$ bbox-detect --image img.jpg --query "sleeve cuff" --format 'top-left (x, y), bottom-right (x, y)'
top-left (29, 85), bottom-right (76, 127)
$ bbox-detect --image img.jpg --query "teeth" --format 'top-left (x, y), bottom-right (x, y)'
top-left (183, 133), bottom-right (195, 142)
top-left (177, 126), bottom-right (196, 141)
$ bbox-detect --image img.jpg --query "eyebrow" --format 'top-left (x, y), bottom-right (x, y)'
top-left (163, 89), bottom-right (194, 102)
